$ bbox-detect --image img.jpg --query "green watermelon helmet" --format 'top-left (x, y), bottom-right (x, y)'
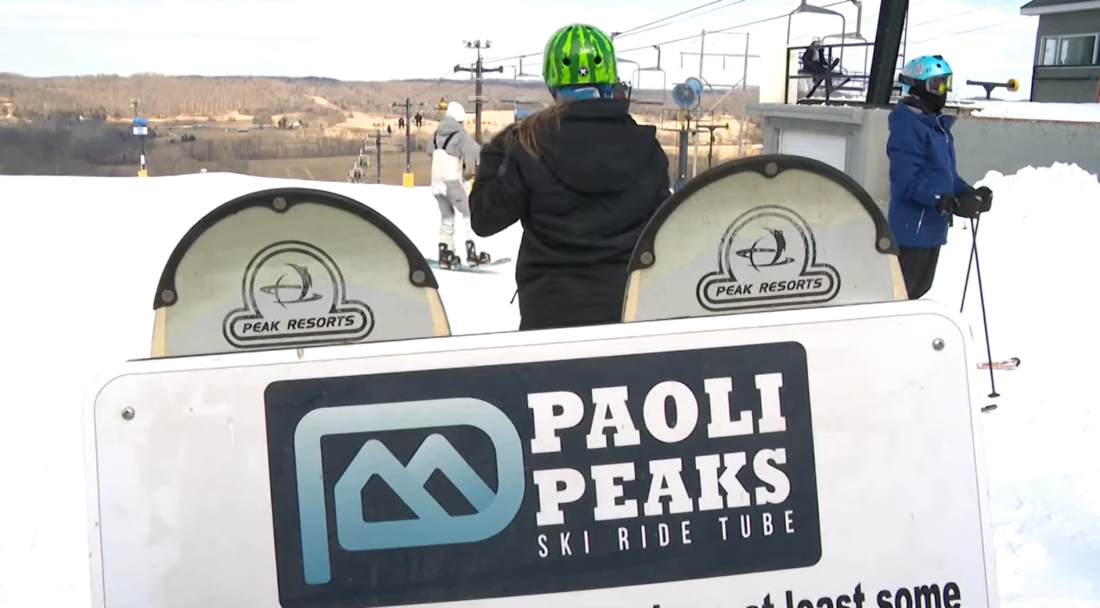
top-left (542, 23), bottom-right (620, 99)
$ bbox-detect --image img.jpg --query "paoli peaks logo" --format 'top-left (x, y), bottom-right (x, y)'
top-left (697, 205), bottom-right (840, 312)
top-left (223, 240), bottom-right (374, 348)
top-left (292, 398), bottom-right (526, 585)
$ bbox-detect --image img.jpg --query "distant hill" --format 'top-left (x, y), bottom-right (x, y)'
top-left (0, 73), bottom-right (758, 122)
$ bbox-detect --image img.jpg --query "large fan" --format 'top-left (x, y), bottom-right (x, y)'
top-left (672, 77), bottom-right (704, 110)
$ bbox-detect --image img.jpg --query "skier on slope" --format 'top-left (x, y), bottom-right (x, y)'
top-left (887, 54), bottom-right (993, 299)
top-left (428, 101), bottom-right (488, 268)
top-left (468, 23), bottom-right (670, 331)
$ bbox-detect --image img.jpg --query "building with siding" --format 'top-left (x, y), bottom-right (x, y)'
top-left (1021, 0), bottom-right (1100, 102)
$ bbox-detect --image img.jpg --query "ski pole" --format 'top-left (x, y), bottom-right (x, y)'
top-left (969, 216), bottom-right (999, 399)
top-left (960, 215), bottom-right (980, 313)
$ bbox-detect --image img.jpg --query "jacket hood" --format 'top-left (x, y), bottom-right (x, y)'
top-left (541, 99), bottom-right (659, 195)
top-left (435, 115), bottom-right (464, 135)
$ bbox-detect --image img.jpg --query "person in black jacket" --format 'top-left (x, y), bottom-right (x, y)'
top-left (468, 23), bottom-right (671, 331)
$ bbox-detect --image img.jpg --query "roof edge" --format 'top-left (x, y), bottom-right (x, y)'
top-left (1022, 0), bottom-right (1100, 16)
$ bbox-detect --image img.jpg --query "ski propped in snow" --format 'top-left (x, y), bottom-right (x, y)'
top-left (977, 359), bottom-right (1018, 413)
top-left (978, 357), bottom-right (1021, 371)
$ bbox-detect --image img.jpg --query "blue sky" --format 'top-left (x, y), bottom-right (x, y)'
top-left (0, 0), bottom-right (1038, 99)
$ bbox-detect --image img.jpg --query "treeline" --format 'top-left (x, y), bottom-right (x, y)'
top-left (180, 134), bottom-right (361, 162)
top-left (0, 73), bottom-right (550, 120)
top-left (0, 119), bottom-right (362, 177)
top-left (0, 72), bottom-right (757, 121)
top-left (0, 119), bottom-right (140, 175)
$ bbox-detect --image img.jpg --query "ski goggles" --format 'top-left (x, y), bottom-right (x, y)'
top-left (900, 73), bottom-right (953, 95)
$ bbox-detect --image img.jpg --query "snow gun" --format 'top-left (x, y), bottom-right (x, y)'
top-left (81, 154), bottom-right (1000, 608)
top-left (966, 77), bottom-right (1021, 100)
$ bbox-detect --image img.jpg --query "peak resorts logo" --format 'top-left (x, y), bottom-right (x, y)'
top-left (223, 240), bottom-right (374, 349)
top-left (265, 342), bottom-right (820, 608)
top-left (697, 205), bottom-right (840, 312)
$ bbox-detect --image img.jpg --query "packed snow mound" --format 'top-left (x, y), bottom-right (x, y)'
top-left (977, 161), bottom-right (1100, 195)
top-left (968, 101), bottom-right (1100, 124)
top-left (926, 161), bottom-right (1100, 608)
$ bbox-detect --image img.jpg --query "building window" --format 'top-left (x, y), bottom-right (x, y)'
top-left (1039, 34), bottom-right (1100, 66)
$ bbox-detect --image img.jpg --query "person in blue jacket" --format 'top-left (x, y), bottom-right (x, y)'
top-left (887, 55), bottom-right (993, 299)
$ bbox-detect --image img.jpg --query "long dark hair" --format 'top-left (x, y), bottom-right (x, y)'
top-left (513, 97), bottom-right (572, 160)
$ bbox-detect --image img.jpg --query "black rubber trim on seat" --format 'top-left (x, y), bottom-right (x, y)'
top-left (628, 154), bottom-right (899, 272)
top-left (153, 187), bottom-right (438, 309)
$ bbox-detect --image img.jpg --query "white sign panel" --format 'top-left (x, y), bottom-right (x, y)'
top-left (150, 188), bottom-right (448, 358)
top-left (624, 155), bottom-right (906, 324)
top-left (778, 129), bottom-right (848, 172)
top-left (84, 300), bottom-right (998, 608)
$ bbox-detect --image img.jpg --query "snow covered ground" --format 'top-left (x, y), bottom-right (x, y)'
top-left (963, 100), bottom-right (1100, 124)
top-left (0, 173), bottom-right (523, 608)
top-left (0, 163), bottom-right (1097, 607)
top-left (925, 162), bottom-right (1100, 607)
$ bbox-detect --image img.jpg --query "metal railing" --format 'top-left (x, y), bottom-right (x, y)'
top-left (783, 41), bottom-right (905, 105)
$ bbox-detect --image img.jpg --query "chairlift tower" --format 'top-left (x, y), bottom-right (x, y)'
top-left (454, 40), bottom-right (504, 144)
top-left (390, 98), bottom-right (418, 187)
top-left (679, 31), bottom-right (758, 175)
top-left (131, 99), bottom-right (148, 177)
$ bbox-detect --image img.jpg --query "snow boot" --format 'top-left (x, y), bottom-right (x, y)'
top-left (438, 242), bottom-right (460, 269)
top-left (466, 240), bottom-right (491, 267)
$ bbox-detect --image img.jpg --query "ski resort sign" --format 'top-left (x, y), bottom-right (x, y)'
top-left (624, 155), bottom-right (907, 322)
top-left (223, 240), bottom-right (375, 348)
top-left (267, 341), bottom-right (819, 605)
top-left (83, 300), bottom-right (999, 608)
top-left (149, 188), bottom-right (449, 358)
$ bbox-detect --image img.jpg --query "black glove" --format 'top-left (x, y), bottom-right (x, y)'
top-left (934, 193), bottom-right (957, 216)
top-left (974, 186), bottom-right (993, 212)
top-left (953, 190), bottom-right (988, 219)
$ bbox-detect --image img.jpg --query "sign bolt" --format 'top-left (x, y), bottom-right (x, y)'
top-left (932, 338), bottom-right (945, 351)
top-left (121, 407), bottom-right (135, 421)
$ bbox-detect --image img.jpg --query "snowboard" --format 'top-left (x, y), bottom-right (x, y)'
top-left (426, 257), bottom-right (512, 273)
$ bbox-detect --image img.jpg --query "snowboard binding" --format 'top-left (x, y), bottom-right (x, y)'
top-left (466, 240), bottom-right (491, 267)
top-left (438, 242), bottom-right (462, 269)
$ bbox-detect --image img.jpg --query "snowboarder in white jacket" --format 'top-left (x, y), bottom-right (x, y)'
top-left (428, 101), bottom-right (488, 268)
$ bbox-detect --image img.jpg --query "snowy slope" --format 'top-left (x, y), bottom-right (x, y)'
top-left (0, 164), bottom-right (1098, 608)
top-left (925, 162), bottom-right (1100, 608)
top-left (0, 173), bottom-right (522, 608)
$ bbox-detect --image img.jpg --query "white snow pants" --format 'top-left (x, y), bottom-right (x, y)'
top-left (434, 179), bottom-right (474, 251)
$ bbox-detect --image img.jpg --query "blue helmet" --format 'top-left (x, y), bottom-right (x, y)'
top-left (899, 55), bottom-right (953, 96)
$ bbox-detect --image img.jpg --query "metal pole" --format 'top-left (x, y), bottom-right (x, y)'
top-left (455, 41), bottom-right (503, 144)
top-left (901, 11), bottom-right (910, 73)
top-left (866, 0), bottom-right (910, 107)
top-left (404, 97), bottom-right (412, 174)
top-left (676, 115), bottom-right (690, 190)
top-left (693, 29), bottom-right (705, 178)
top-left (376, 131), bottom-right (382, 184)
top-left (474, 47), bottom-right (484, 145)
top-left (740, 33), bottom-right (749, 159)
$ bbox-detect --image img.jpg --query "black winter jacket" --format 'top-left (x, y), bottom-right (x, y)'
top-left (469, 99), bottom-right (671, 331)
